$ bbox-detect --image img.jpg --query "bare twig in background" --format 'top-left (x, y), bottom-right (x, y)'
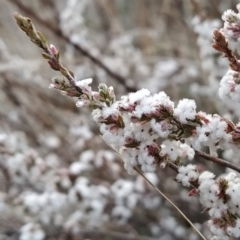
top-left (5, 228), bottom-right (158, 240)
top-left (77, 228), bottom-right (158, 240)
top-left (195, 149), bottom-right (240, 173)
top-left (0, 162), bottom-right (11, 191)
top-left (189, 0), bottom-right (206, 19)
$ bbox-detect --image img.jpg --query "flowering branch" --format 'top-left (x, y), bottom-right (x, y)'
top-left (10, 0), bottom-right (136, 92)
top-left (14, 12), bottom-right (83, 96)
top-left (13, 4), bottom-right (240, 240)
top-left (13, 11), bottom-right (208, 239)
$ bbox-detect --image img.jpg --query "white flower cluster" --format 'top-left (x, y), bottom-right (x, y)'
top-left (221, 5), bottom-right (240, 54)
top-left (111, 179), bottom-right (137, 224)
top-left (20, 223), bottom-right (45, 240)
top-left (19, 192), bottom-right (67, 227)
top-left (176, 165), bottom-right (198, 187)
top-left (192, 112), bottom-right (231, 157)
top-left (80, 80), bottom-right (236, 172)
top-left (0, 129), bottom-right (170, 238)
top-left (198, 172), bottom-right (224, 217)
top-left (75, 78), bottom-right (94, 107)
top-left (14, 150), bottom-right (111, 229)
top-left (174, 99), bottom-right (197, 124)
top-left (90, 89), bottom-right (199, 174)
top-left (219, 69), bottom-right (240, 108)
top-left (66, 176), bottom-right (110, 228)
top-left (177, 165), bottom-right (240, 239)
top-left (161, 140), bottom-right (195, 162)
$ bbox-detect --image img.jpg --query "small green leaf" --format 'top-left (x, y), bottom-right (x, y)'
top-left (56, 51), bottom-right (60, 60)
top-left (118, 115), bottom-right (125, 128)
top-left (69, 70), bottom-right (75, 78)
top-left (42, 52), bottom-right (51, 59)
top-left (37, 31), bottom-right (48, 48)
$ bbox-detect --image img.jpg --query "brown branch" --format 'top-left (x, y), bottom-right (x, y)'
top-left (8, 0), bottom-right (137, 92)
top-left (0, 161), bottom-right (11, 191)
top-left (195, 149), bottom-right (240, 173)
top-left (189, 0), bottom-right (206, 20)
top-left (167, 161), bottom-right (179, 172)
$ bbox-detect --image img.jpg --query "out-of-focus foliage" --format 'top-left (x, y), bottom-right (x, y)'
top-left (1, 0), bottom-right (240, 240)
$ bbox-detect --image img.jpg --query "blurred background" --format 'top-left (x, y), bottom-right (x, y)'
top-left (0, 0), bottom-right (239, 240)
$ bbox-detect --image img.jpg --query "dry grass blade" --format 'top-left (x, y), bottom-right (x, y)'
top-left (133, 166), bottom-right (207, 240)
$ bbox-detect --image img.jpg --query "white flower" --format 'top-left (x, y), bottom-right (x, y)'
top-left (161, 140), bottom-right (194, 162)
top-left (198, 171), bottom-right (215, 183)
top-left (174, 99), bottom-right (197, 123)
top-left (227, 218), bottom-right (240, 237)
top-left (176, 165), bottom-right (198, 187)
top-left (150, 119), bottom-right (171, 138)
top-left (192, 113), bottom-right (230, 154)
top-left (219, 70), bottom-right (240, 104)
top-left (128, 89), bottom-right (150, 104)
top-left (222, 9), bottom-right (239, 23)
top-left (76, 78), bottom-right (92, 87)
top-left (102, 103), bottom-right (120, 119)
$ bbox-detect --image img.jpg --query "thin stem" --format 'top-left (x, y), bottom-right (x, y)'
top-left (44, 46), bottom-right (83, 94)
top-left (195, 149), bottom-right (240, 173)
top-left (134, 166), bottom-right (207, 240)
top-left (167, 161), bottom-right (178, 172)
